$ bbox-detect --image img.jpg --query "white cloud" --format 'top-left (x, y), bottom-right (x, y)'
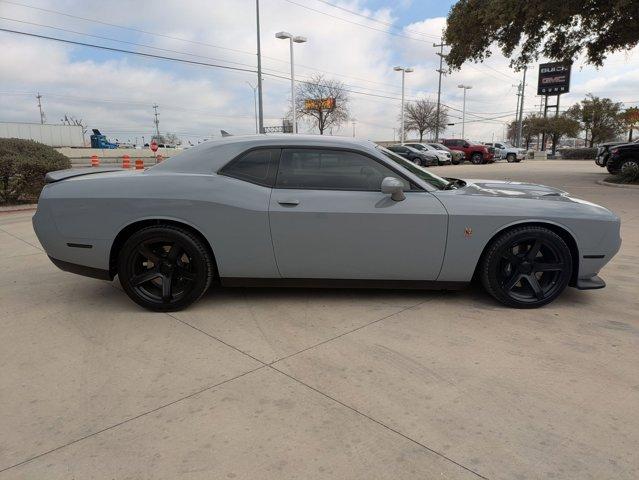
top-left (1, 0), bottom-right (638, 143)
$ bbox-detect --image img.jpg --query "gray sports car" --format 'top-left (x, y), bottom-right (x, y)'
top-left (33, 135), bottom-right (621, 311)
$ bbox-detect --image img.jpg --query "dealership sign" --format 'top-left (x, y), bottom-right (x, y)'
top-left (537, 62), bottom-right (571, 95)
top-left (304, 97), bottom-right (336, 110)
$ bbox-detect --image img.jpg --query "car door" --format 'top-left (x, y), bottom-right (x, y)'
top-left (268, 147), bottom-right (448, 280)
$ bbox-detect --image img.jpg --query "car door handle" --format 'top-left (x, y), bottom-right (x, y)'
top-left (277, 199), bottom-right (300, 206)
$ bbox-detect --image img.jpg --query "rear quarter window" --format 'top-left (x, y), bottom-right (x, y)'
top-left (219, 148), bottom-right (280, 187)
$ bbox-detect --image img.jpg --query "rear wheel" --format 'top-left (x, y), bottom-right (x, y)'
top-left (480, 226), bottom-right (572, 308)
top-left (118, 225), bottom-right (213, 311)
top-left (471, 153), bottom-right (483, 165)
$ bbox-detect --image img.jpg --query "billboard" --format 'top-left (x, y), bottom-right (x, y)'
top-left (537, 62), bottom-right (571, 95)
top-left (304, 97), bottom-right (336, 110)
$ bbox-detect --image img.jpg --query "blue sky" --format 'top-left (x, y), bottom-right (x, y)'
top-left (1, 0), bottom-right (637, 143)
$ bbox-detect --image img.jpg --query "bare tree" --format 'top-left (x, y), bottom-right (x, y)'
top-left (60, 114), bottom-right (88, 145)
top-left (292, 74), bottom-right (350, 135)
top-left (401, 100), bottom-right (449, 141)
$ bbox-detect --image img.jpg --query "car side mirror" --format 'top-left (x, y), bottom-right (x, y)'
top-left (463, 142), bottom-right (470, 148)
top-left (381, 177), bottom-right (406, 202)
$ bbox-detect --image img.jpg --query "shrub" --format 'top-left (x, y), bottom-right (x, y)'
top-left (0, 138), bottom-right (70, 204)
top-left (559, 147), bottom-right (597, 159)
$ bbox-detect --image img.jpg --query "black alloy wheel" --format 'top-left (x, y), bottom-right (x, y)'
top-left (471, 153), bottom-right (483, 165)
top-left (620, 158), bottom-right (639, 174)
top-left (480, 226), bottom-right (572, 308)
top-left (118, 225), bottom-right (213, 311)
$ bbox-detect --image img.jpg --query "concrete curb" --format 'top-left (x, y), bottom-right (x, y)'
top-left (0, 203), bottom-right (37, 213)
top-left (596, 179), bottom-right (639, 189)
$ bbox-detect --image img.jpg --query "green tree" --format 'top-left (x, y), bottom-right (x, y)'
top-left (444, 1), bottom-right (639, 70)
top-left (566, 95), bottom-right (625, 146)
top-left (620, 107), bottom-right (639, 141)
top-left (545, 114), bottom-right (580, 152)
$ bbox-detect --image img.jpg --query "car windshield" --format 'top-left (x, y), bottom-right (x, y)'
top-left (376, 146), bottom-right (450, 190)
top-left (408, 144), bottom-right (425, 150)
top-left (429, 143), bottom-right (446, 151)
top-left (503, 143), bottom-right (514, 148)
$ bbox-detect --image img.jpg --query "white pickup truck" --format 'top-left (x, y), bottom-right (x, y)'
top-left (485, 141), bottom-right (526, 162)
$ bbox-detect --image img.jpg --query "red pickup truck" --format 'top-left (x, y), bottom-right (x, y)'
top-left (442, 139), bottom-right (494, 164)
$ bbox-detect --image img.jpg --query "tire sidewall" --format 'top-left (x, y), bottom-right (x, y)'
top-left (118, 226), bottom-right (212, 311)
top-left (481, 227), bottom-right (572, 308)
top-left (471, 153), bottom-right (483, 164)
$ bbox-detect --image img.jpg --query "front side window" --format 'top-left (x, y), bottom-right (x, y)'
top-left (376, 146), bottom-right (450, 190)
top-left (276, 149), bottom-right (410, 191)
top-left (219, 148), bottom-right (280, 186)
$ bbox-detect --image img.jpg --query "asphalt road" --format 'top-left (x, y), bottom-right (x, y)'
top-left (1, 160), bottom-right (637, 479)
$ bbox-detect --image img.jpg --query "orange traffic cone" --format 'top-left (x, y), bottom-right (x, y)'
top-left (155, 154), bottom-right (163, 163)
top-left (90, 155), bottom-right (99, 167)
top-left (135, 158), bottom-right (144, 170)
top-left (122, 154), bottom-right (131, 169)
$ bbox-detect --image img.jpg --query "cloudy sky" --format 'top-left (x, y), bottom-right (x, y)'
top-left (1, 0), bottom-right (638, 144)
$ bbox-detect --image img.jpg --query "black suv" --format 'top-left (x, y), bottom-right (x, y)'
top-left (596, 139), bottom-right (639, 172)
top-left (606, 142), bottom-right (639, 173)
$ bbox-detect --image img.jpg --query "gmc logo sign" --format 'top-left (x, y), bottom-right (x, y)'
top-left (537, 62), bottom-right (571, 96)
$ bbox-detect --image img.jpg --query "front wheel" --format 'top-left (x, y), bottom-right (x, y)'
top-left (412, 157), bottom-right (423, 166)
top-left (506, 153), bottom-right (516, 163)
top-left (470, 153), bottom-right (483, 165)
top-left (118, 225), bottom-right (213, 311)
top-left (480, 226), bottom-right (572, 308)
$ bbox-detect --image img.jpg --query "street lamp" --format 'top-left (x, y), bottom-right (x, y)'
top-left (394, 66), bottom-right (413, 142)
top-left (457, 84), bottom-right (472, 139)
top-left (276, 31), bottom-right (307, 134)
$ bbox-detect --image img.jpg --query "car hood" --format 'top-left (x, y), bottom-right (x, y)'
top-left (462, 179), bottom-right (569, 199)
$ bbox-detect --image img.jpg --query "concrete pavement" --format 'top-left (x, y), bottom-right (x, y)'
top-left (0, 160), bottom-right (637, 479)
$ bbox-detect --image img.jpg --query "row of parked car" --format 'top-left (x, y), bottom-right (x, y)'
top-left (596, 138), bottom-right (639, 174)
top-left (386, 139), bottom-right (527, 166)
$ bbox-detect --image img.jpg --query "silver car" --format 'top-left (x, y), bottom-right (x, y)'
top-left (33, 135), bottom-right (621, 311)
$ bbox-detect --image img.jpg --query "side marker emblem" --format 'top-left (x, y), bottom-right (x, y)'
top-left (464, 227), bottom-right (473, 238)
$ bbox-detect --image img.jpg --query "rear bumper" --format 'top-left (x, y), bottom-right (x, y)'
top-left (575, 275), bottom-right (606, 290)
top-left (48, 256), bottom-right (112, 280)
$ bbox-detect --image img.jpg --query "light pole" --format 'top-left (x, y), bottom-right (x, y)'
top-left (276, 31), bottom-right (307, 134)
top-left (394, 66), bottom-right (413, 142)
top-left (246, 81), bottom-right (258, 133)
top-left (457, 84), bottom-right (472, 139)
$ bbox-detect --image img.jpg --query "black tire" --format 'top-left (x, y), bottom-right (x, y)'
top-left (452, 160), bottom-right (460, 165)
top-left (606, 163), bottom-right (617, 174)
top-left (480, 226), bottom-right (572, 308)
top-left (412, 156), bottom-right (422, 166)
top-left (471, 153), bottom-right (483, 165)
top-left (506, 153), bottom-right (516, 163)
top-left (118, 225), bottom-right (213, 311)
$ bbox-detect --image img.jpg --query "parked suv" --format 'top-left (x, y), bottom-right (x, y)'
top-left (442, 139), bottom-right (494, 164)
top-left (427, 143), bottom-right (464, 164)
top-left (403, 143), bottom-right (452, 165)
top-left (606, 142), bottom-right (639, 173)
top-left (485, 141), bottom-right (525, 162)
top-left (386, 145), bottom-right (438, 166)
top-left (596, 139), bottom-right (639, 172)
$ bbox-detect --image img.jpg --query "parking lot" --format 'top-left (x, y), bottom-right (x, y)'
top-left (1, 160), bottom-right (638, 479)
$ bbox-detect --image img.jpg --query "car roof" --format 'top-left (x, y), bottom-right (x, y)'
top-left (151, 134), bottom-right (379, 174)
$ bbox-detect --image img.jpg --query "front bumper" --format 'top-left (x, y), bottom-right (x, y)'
top-left (576, 275), bottom-right (606, 290)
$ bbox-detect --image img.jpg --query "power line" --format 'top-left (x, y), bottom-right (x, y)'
top-left (281, 0), bottom-right (434, 43)
top-left (313, 0), bottom-right (440, 39)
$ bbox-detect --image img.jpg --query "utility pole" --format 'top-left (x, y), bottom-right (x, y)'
top-left (36, 92), bottom-right (45, 124)
top-left (351, 119), bottom-right (357, 137)
top-left (256, 0), bottom-right (264, 133)
top-left (458, 84), bottom-right (472, 139)
top-left (153, 104), bottom-right (160, 139)
top-left (246, 81), bottom-right (258, 133)
top-left (513, 82), bottom-right (522, 144)
top-left (433, 39), bottom-right (448, 141)
top-left (517, 66), bottom-right (528, 148)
